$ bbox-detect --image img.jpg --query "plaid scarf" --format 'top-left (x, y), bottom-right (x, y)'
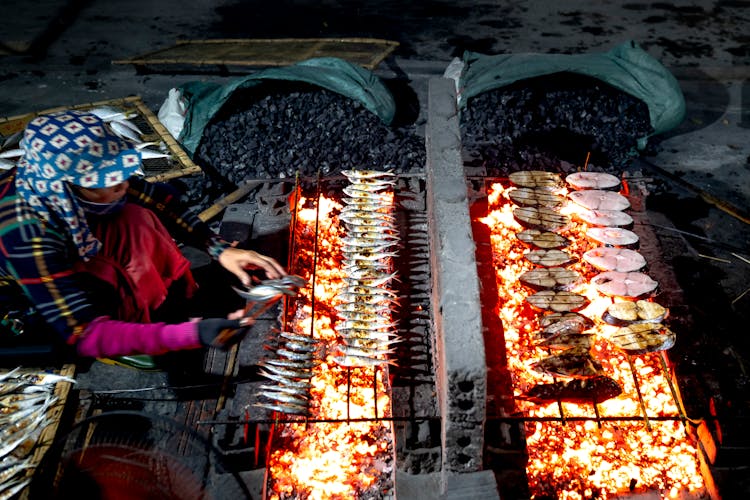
top-left (15, 110), bottom-right (143, 260)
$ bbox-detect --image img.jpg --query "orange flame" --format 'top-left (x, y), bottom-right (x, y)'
top-left (480, 182), bottom-right (706, 499)
top-left (266, 192), bottom-right (394, 500)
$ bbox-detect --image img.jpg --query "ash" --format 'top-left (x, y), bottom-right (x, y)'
top-left (181, 82), bottom-right (425, 212)
top-left (460, 73), bottom-right (654, 176)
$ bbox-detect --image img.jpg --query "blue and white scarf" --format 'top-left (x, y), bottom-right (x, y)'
top-left (15, 110), bottom-right (143, 260)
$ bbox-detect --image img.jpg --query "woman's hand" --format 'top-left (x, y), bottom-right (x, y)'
top-left (218, 247), bottom-right (286, 286)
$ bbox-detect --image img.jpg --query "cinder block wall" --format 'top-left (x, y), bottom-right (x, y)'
top-left (425, 77), bottom-right (487, 491)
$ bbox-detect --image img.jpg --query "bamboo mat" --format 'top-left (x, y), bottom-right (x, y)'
top-left (0, 96), bottom-right (201, 181)
top-left (113, 38), bottom-right (399, 71)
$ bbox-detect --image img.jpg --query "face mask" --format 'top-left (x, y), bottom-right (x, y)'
top-left (76, 195), bottom-right (127, 216)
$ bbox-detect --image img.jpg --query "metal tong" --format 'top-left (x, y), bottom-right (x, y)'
top-left (232, 274), bottom-right (307, 320)
top-left (213, 275), bottom-right (307, 349)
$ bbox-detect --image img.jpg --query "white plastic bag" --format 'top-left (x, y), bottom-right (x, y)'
top-left (157, 88), bottom-right (188, 140)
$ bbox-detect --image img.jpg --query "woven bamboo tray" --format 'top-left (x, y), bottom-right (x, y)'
top-left (8, 363), bottom-right (76, 500)
top-left (113, 38), bottom-right (399, 71)
top-left (0, 96), bottom-right (201, 182)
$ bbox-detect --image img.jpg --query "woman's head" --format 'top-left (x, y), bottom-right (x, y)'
top-left (19, 110), bottom-right (143, 189)
top-left (15, 110), bottom-right (144, 258)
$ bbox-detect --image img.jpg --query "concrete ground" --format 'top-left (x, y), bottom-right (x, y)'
top-left (2, 1), bottom-right (750, 498)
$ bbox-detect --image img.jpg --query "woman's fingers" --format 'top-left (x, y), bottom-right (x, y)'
top-left (218, 247), bottom-right (287, 285)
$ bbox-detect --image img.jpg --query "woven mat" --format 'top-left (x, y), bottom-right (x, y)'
top-left (114, 38), bottom-right (399, 71)
top-left (0, 96), bottom-right (200, 181)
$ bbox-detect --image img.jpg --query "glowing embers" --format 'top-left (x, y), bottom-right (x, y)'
top-left (265, 177), bottom-right (396, 500)
top-left (479, 181), bottom-right (706, 499)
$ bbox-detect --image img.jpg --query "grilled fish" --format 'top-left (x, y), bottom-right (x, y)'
top-left (530, 351), bottom-right (603, 379)
top-left (520, 376), bottom-right (623, 405)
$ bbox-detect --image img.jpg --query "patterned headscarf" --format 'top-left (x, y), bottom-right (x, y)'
top-left (15, 110), bottom-right (143, 260)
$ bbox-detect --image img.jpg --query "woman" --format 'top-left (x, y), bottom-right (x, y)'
top-left (0, 110), bottom-right (286, 364)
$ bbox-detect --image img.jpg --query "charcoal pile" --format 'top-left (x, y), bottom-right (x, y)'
top-left (178, 82), bottom-right (425, 213)
top-left (460, 73), bottom-right (654, 177)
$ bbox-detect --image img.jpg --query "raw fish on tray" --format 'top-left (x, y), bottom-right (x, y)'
top-left (583, 246), bottom-right (646, 272)
top-left (566, 171), bottom-right (621, 191)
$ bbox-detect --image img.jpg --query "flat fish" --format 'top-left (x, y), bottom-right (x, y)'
top-left (566, 171), bottom-right (621, 191)
top-left (569, 189), bottom-right (630, 211)
top-left (526, 290), bottom-right (588, 312)
top-left (537, 332), bottom-right (595, 350)
top-left (577, 209), bottom-right (633, 228)
top-left (586, 227), bottom-right (639, 247)
top-left (530, 351), bottom-right (603, 379)
top-left (508, 187), bottom-right (565, 208)
top-left (520, 376), bottom-right (623, 404)
top-left (592, 271), bottom-right (658, 298)
top-left (602, 300), bottom-right (669, 326)
top-left (519, 267), bottom-right (581, 291)
top-left (516, 229), bottom-right (570, 249)
top-left (514, 206), bottom-right (570, 232)
top-left (607, 323), bottom-right (676, 354)
top-left (583, 247), bottom-right (647, 272)
top-left (538, 312), bottom-right (594, 338)
top-left (524, 249), bottom-right (575, 267)
top-left (509, 170), bottom-right (562, 190)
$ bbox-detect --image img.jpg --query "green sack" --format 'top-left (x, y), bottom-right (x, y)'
top-left (177, 57), bottom-right (396, 157)
top-left (458, 41), bottom-right (685, 149)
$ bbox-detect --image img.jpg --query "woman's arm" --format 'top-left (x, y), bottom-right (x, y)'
top-left (127, 177), bottom-right (286, 284)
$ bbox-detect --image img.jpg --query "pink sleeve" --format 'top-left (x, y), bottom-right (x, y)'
top-left (75, 316), bottom-right (202, 358)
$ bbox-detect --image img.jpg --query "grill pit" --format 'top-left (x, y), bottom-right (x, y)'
top-left (202, 75), bottom-right (737, 499)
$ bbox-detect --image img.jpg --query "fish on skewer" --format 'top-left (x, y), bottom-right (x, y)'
top-left (519, 376), bottom-right (622, 405)
top-left (583, 247), bottom-right (646, 273)
top-left (530, 351), bottom-right (603, 379)
top-left (516, 229), bottom-right (570, 250)
top-left (536, 332), bottom-right (595, 351)
top-left (342, 169), bottom-right (395, 179)
top-left (606, 323), bottom-right (676, 354)
top-left (566, 171), bottom-right (621, 191)
top-left (586, 226), bottom-right (639, 248)
top-left (602, 300), bottom-right (669, 326)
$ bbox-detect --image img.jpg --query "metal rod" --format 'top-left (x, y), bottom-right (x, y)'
top-left (197, 414), bottom-right (698, 426)
top-left (658, 352), bottom-right (689, 435)
top-left (373, 365), bottom-right (379, 419)
top-left (626, 355), bottom-right (652, 431)
top-left (592, 400), bottom-right (602, 429)
top-left (283, 172), bottom-right (301, 331)
top-left (347, 367), bottom-right (352, 423)
top-left (308, 170), bottom-right (323, 339)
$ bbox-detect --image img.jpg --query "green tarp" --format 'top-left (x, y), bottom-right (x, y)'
top-left (458, 41), bottom-right (685, 148)
top-left (177, 57), bottom-right (396, 157)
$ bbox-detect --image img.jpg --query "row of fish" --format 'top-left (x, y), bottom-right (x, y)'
top-left (0, 367), bottom-right (75, 498)
top-left (333, 169), bottom-right (401, 368)
top-left (254, 329), bottom-right (322, 416)
top-left (507, 170), bottom-right (673, 405)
